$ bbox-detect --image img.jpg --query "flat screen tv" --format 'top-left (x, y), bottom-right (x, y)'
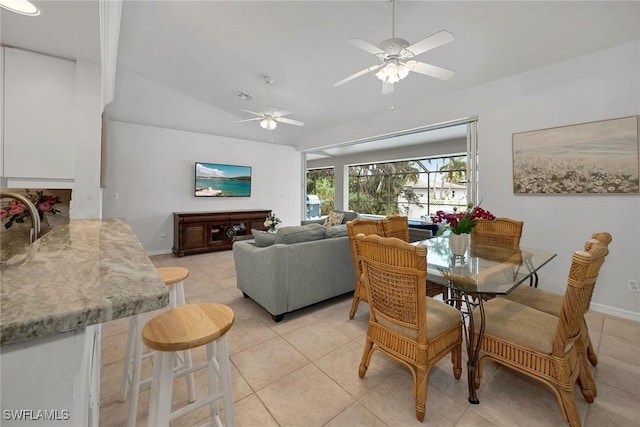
top-left (195, 162), bottom-right (252, 197)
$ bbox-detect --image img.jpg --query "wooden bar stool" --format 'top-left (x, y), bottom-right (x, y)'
top-left (143, 303), bottom-right (235, 427)
top-left (120, 267), bottom-right (196, 427)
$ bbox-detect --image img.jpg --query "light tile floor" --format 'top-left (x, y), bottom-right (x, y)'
top-left (99, 250), bottom-right (640, 426)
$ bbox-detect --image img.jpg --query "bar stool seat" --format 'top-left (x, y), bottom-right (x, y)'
top-left (120, 266), bottom-right (195, 427)
top-left (157, 267), bottom-right (190, 308)
top-left (143, 303), bottom-right (235, 427)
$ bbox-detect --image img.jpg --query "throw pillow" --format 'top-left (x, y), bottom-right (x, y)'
top-left (325, 224), bottom-right (348, 238)
top-left (335, 210), bottom-right (359, 223)
top-left (252, 229), bottom-right (276, 247)
top-left (274, 224), bottom-right (326, 245)
top-left (323, 211), bottom-right (344, 227)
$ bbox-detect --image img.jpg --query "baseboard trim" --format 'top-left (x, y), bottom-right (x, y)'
top-left (146, 249), bottom-right (173, 256)
top-left (590, 302), bottom-right (640, 323)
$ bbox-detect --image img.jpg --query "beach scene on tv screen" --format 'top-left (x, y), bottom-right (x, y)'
top-left (195, 162), bottom-right (251, 197)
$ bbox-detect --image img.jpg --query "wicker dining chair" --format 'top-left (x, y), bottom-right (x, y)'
top-left (382, 215), bottom-right (448, 299)
top-left (356, 234), bottom-right (463, 421)
top-left (346, 218), bottom-right (385, 319)
top-left (474, 237), bottom-right (610, 427)
top-left (471, 217), bottom-right (524, 248)
top-left (505, 233), bottom-right (612, 374)
top-left (381, 214), bottom-right (410, 240)
top-left (470, 217), bottom-right (527, 293)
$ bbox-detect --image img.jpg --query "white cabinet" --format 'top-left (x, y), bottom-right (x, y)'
top-left (2, 47), bottom-right (76, 185)
top-left (0, 325), bottom-right (101, 426)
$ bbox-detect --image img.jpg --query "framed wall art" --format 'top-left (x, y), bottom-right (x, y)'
top-left (512, 116), bottom-right (639, 194)
top-left (194, 162), bottom-right (252, 197)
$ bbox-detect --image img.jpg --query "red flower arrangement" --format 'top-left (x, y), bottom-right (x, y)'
top-left (0, 190), bottom-right (61, 230)
top-left (431, 203), bottom-right (495, 234)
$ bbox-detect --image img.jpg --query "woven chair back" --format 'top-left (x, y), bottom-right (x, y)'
top-left (471, 217), bottom-right (524, 248)
top-left (553, 239), bottom-right (609, 357)
top-left (382, 215), bottom-right (410, 242)
top-left (580, 232), bottom-right (612, 313)
top-left (357, 234), bottom-right (427, 340)
top-left (346, 218), bottom-right (385, 285)
top-left (469, 243), bottom-right (524, 264)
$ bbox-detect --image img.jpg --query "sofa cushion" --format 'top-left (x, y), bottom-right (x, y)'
top-left (252, 229), bottom-right (276, 247)
top-left (325, 224), bottom-right (348, 238)
top-left (275, 223), bottom-right (326, 245)
top-left (323, 211), bottom-right (344, 227)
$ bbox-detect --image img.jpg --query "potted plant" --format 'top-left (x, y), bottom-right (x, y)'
top-left (264, 212), bottom-right (282, 233)
top-left (431, 203), bottom-right (495, 255)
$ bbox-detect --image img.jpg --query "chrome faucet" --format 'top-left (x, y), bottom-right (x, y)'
top-left (0, 191), bottom-right (41, 243)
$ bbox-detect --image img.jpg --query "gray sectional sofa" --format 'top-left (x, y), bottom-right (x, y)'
top-left (233, 223), bottom-right (356, 321)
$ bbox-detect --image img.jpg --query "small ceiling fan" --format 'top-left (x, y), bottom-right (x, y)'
top-left (334, 0), bottom-right (455, 94)
top-left (237, 76), bottom-right (304, 130)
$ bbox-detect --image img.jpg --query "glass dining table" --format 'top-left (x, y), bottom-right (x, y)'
top-left (416, 235), bottom-right (557, 404)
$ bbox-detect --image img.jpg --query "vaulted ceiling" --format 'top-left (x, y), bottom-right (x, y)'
top-left (2, 1), bottom-right (639, 150)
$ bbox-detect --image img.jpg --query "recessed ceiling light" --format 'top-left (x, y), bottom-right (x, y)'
top-left (0, 0), bottom-right (40, 16)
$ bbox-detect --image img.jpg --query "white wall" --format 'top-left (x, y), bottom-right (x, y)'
top-left (473, 42), bottom-right (640, 319)
top-left (102, 121), bottom-right (301, 254)
top-left (71, 59), bottom-right (103, 220)
top-left (301, 41), bottom-right (640, 319)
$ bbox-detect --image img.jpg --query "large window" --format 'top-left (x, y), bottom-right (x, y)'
top-left (306, 168), bottom-right (335, 217)
top-left (348, 155), bottom-right (468, 220)
top-left (304, 118), bottom-right (478, 220)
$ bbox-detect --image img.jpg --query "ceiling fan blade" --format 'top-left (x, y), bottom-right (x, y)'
top-left (402, 30), bottom-right (455, 58)
top-left (381, 81), bottom-right (395, 95)
top-left (236, 118), bottom-right (262, 123)
top-left (408, 60), bottom-right (455, 80)
top-left (334, 64), bottom-right (383, 87)
top-left (273, 110), bottom-right (292, 118)
top-left (348, 38), bottom-right (386, 56)
top-left (240, 109), bottom-right (263, 117)
top-left (275, 117), bottom-right (305, 127)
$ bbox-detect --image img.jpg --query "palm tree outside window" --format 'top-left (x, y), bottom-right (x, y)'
top-left (304, 155), bottom-right (467, 220)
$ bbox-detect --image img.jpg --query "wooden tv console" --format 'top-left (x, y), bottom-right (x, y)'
top-left (173, 209), bottom-right (270, 256)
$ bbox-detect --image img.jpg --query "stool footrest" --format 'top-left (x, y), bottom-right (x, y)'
top-left (169, 392), bottom-right (224, 421)
top-left (131, 350), bottom-right (195, 389)
top-left (176, 360), bottom-right (209, 377)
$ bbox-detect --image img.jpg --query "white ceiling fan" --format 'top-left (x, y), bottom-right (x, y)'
top-left (237, 76), bottom-right (304, 130)
top-left (334, 0), bottom-right (455, 94)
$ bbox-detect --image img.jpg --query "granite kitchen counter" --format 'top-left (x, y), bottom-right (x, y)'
top-left (0, 219), bottom-right (169, 345)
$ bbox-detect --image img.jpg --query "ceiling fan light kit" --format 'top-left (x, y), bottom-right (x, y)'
top-left (260, 117), bottom-right (277, 130)
top-left (375, 58), bottom-right (410, 84)
top-left (237, 75), bottom-right (304, 131)
top-left (334, 0), bottom-right (455, 94)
